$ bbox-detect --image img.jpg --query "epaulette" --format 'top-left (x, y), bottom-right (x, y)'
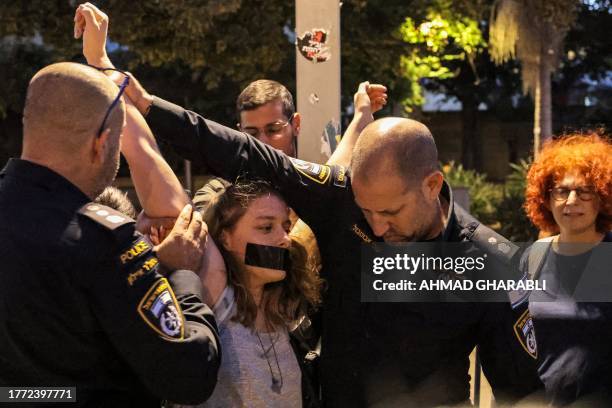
top-left (78, 203), bottom-right (135, 231)
top-left (469, 223), bottom-right (519, 265)
top-left (455, 206), bottom-right (519, 265)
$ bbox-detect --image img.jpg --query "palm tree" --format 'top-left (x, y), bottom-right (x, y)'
top-left (489, 0), bottom-right (578, 155)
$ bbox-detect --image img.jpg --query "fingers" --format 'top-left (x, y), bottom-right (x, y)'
top-left (357, 81), bottom-right (370, 94)
top-left (149, 226), bottom-right (160, 246)
top-left (172, 204), bottom-right (193, 233)
top-left (78, 5), bottom-right (100, 31)
top-left (367, 84), bottom-right (388, 112)
top-left (74, 2), bottom-right (109, 38)
top-left (186, 210), bottom-right (204, 242)
top-left (73, 9), bottom-right (85, 39)
top-left (367, 84), bottom-right (387, 94)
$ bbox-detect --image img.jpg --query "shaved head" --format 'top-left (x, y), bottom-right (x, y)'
top-left (350, 118), bottom-right (445, 242)
top-left (21, 62), bottom-right (126, 198)
top-left (22, 62), bottom-right (125, 159)
top-left (351, 117), bottom-right (438, 188)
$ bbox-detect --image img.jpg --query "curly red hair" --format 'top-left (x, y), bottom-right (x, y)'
top-left (525, 133), bottom-right (612, 234)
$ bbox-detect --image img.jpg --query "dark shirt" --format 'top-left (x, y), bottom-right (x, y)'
top-left (0, 159), bottom-right (220, 407)
top-left (524, 234), bottom-right (612, 406)
top-left (146, 97), bottom-right (541, 407)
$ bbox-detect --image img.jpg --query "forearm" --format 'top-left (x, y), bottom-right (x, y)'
top-left (122, 100), bottom-right (189, 217)
top-left (326, 111), bottom-right (372, 167)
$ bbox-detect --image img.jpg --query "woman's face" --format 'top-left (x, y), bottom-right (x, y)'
top-left (549, 171), bottom-right (600, 235)
top-left (221, 194), bottom-right (291, 287)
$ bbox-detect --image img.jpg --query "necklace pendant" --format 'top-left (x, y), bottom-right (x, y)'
top-left (271, 377), bottom-right (282, 394)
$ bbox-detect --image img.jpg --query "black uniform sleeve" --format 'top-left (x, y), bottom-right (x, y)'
top-left (78, 212), bottom-right (220, 405)
top-left (146, 96), bottom-right (348, 229)
top-left (476, 294), bottom-right (542, 403)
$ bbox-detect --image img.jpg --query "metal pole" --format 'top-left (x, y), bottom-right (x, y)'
top-left (295, 0), bottom-right (341, 163)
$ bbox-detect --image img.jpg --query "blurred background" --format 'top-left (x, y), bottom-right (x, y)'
top-left (1, 0), bottom-right (610, 241)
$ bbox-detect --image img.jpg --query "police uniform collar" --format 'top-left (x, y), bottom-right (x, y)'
top-left (1, 158), bottom-right (90, 204)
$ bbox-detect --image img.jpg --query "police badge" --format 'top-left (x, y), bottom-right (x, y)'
top-left (138, 278), bottom-right (184, 340)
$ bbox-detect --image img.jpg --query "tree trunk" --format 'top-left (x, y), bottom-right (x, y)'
top-left (460, 93), bottom-right (482, 171)
top-left (533, 56), bottom-right (553, 157)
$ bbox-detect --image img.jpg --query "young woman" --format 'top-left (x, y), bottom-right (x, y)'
top-left (522, 133), bottom-right (612, 406)
top-left (182, 180), bottom-right (322, 407)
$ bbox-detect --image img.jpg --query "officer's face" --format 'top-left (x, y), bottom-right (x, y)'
top-left (221, 194), bottom-right (292, 287)
top-left (548, 171), bottom-right (600, 236)
top-left (353, 173), bottom-right (438, 242)
top-left (239, 100), bottom-right (299, 157)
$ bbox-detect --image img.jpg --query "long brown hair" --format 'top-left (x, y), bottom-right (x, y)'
top-left (206, 179), bottom-right (321, 329)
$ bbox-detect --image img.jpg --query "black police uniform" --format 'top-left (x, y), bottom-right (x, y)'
top-left (520, 232), bottom-right (612, 406)
top-left (0, 159), bottom-right (220, 407)
top-left (145, 97), bottom-right (542, 407)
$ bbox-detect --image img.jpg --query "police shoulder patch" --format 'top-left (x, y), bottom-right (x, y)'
top-left (138, 278), bottom-right (185, 340)
top-left (79, 203), bottom-right (134, 230)
top-left (290, 157), bottom-right (331, 185)
top-left (513, 309), bottom-right (538, 359)
top-left (333, 165), bottom-right (348, 188)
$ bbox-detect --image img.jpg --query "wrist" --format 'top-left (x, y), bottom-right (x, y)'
top-left (353, 111), bottom-right (373, 126)
top-left (86, 55), bottom-right (113, 69)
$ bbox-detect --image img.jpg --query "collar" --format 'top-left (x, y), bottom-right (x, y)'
top-left (1, 158), bottom-right (91, 205)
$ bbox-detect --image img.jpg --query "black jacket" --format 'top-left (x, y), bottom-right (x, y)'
top-left (0, 159), bottom-right (221, 407)
top-left (146, 97), bottom-right (542, 407)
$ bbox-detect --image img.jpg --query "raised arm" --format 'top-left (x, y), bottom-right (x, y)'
top-left (75, 3), bottom-right (226, 306)
top-left (75, 3), bottom-right (188, 218)
top-left (326, 82), bottom-right (387, 167)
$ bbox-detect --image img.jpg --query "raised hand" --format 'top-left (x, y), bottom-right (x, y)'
top-left (74, 2), bottom-right (111, 67)
top-left (354, 82), bottom-right (388, 118)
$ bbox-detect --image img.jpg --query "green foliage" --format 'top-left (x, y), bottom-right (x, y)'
top-left (442, 161), bottom-right (502, 225)
top-left (443, 160), bottom-right (539, 242)
top-left (397, 0), bottom-right (486, 110)
top-left (497, 160), bottom-right (539, 242)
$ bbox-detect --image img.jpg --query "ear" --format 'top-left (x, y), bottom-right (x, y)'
top-left (421, 171), bottom-right (444, 201)
top-left (291, 112), bottom-right (301, 137)
top-left (219, 229), bottom-right (233, 251)
top-left (91, 128), bottom-right (111, 164)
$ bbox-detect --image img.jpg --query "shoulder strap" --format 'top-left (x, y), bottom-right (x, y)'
top-left (527, 236), bottom-right (555, 280)
top-left (78, 203), bottom-right (134, 230)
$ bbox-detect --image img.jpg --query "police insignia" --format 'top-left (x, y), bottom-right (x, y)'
top-left (290, 157), bottom-right (331, 184)
top-left (513, 309), bottom-right (537, 359)
top-left (333, 165), bottom-right (347, 188)
top-left (138, 278), bottom-right (184, 340)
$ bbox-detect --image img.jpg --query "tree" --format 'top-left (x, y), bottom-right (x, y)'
top-left (489, 0), bottom-right (579, 154)
top-left (395, 0), bottom-right (526, 171)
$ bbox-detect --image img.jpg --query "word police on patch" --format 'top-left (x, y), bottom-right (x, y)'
top-left (138, 278), bottom-right (184, 340)
top-left (120, 239), bottom-right (151, 264)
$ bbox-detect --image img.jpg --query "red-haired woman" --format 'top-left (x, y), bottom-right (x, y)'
top-left (521, 133), bottom-right (612, 406)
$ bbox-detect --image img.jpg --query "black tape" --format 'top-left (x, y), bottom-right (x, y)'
top-left (245, 243), bottom-right (290, 271)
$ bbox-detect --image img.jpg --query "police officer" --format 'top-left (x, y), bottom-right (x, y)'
top-left (123, 72), bottom-right (542, 405)
top-left (0, 62), bottom-right (220, 406)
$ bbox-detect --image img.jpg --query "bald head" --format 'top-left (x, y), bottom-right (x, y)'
top-left (351, 117), bottom-right (438, 188)
top-left (22, 62), bottom-right (125, 160)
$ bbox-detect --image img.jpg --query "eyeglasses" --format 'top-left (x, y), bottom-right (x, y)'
top-left (239, 113), bottom-right (295, 139)
top-left (549, 186), bottom-right (597, 201)
top-left (88, 65), bottom-right (130, 138)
